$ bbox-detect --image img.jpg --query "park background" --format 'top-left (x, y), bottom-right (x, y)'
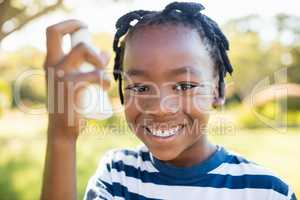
top-left (0, 0), bottom-right (299, 199)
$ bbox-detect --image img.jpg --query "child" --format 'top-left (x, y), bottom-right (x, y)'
top-left (41, 2), bottom-right (297, 200)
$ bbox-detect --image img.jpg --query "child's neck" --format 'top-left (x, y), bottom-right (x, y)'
top-left (165, 139), bottom-right (217, 168)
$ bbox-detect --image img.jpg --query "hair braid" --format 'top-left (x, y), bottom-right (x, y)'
top-left (113, 10), bottom-right (155, 104)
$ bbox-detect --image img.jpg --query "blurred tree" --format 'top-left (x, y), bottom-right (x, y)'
top-left (0, 0), bottom-right (64, 42)
top-left (0, 46), bottom-right (45, 107)
top-left (0, 0), bottom-right (133, 42)
top-left (0, 46), bottom-right (44, 81)
top-left (275, 14), bottom-right (300, 43)
top-left (224, 14), bottom-right (300, 100)
top-left (287, 45), bottom-right (300, 84)
top-left (275, 14), bottom-right (300, 84)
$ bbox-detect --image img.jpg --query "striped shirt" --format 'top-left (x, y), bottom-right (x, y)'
top-left (84, 145), bottom-right (297, 200)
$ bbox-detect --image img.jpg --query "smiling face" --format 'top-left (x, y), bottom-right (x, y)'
top-left (122, 25), bottom-right (219, 165)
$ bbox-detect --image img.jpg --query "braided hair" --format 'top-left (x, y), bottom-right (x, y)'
top-left (113, 2), bottom-right (233, 105)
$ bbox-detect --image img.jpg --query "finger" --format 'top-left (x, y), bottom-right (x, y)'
top-left (58, 43), bottom-right (109, 73)
top-left (66, 70), bottom-right (112, 91)
top-left (45, 19), bottom-right (87, 68)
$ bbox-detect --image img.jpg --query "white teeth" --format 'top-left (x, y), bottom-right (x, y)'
top-left (147, 125), bottom-right (182, 138)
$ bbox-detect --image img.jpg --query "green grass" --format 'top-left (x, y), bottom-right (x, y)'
top-left (0, 124), bottom-right (299, 199)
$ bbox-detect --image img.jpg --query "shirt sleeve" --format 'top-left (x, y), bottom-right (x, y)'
top-left (83, 150), bottom-right (115, 200)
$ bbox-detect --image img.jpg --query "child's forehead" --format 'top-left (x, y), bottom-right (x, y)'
top-left (126, 24), bottom-right (201, 47)
top-left (123, 24), bottom-right (212, 60)
top-left (122, 25), bottom-right (215, 79)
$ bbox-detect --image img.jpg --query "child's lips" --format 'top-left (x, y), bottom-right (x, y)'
top-left (143, 124), bottom-right (185, 143)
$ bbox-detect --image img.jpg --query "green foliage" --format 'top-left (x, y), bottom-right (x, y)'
top-left (14, 73), bottom-right (46, 104)
top-left (288, 45), bottom-right (300, 84)
top-left (0, 79), bottom-right (12, 116)
top-left (0, 47), bottom-right (44, 83)
top-left (226, 24), bottom-right (283, 99)
top-left (287, 97), bottom-right (300, 110)
top-left (238, 100), bottom-right (300, 129)
top-left (0, 47), bottom-right (46, 107)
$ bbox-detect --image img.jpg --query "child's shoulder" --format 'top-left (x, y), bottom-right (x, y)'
top-left (96, 144), bottom-right (156, 171)
top-left (216, 147), bottom-right (279, 177)
top-left (212, 147), bottom-right (296, 199)
top-left (100, 144), bottom-right (149, 161)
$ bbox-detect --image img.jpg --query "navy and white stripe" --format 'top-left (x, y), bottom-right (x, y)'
top-left (84, 145), bottom-right (297, 200)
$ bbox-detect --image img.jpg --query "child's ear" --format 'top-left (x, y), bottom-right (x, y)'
top-left (212, 79), bottom-right (225, 108)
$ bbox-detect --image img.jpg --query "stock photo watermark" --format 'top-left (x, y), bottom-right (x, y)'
top-left (12, 65), bottom-right (296, 136)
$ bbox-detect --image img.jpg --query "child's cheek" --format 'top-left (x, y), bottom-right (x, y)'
top-left (180, 88), bottom-right (214, 114)
top-left (192, 95), bottom-right (213, 113)
top-left (124, 93), bottom-right (140, 127)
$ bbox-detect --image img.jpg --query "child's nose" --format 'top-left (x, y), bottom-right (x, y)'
top-left (144, 89), bottom-right (180, 116)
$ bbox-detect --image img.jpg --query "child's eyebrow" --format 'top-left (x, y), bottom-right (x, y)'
top-left (125, 68), bottom-right (148, 77)
top-left (125, 66), bottom-right (202, 78)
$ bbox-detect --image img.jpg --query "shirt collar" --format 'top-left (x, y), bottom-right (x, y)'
top-left (149, 145), bottom-right (228, 181)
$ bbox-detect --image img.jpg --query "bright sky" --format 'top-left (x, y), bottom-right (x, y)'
top-left (1, 0), bottom-right (299, 52)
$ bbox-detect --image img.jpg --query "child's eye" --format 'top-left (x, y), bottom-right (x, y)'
top-left (174, 82), bottom-right (199, 91)
top-left (126, 84), bottom-right (150, 94)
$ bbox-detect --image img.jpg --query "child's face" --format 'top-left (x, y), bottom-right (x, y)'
top-left (122, 25), bottom-right (218, 162)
